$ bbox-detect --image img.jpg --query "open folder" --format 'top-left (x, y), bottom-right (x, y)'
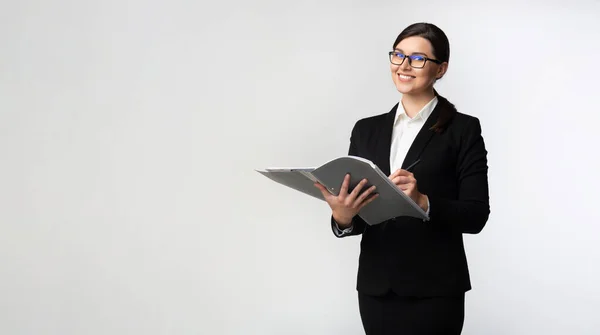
top-left (256, 156), bottom-right (429, 225)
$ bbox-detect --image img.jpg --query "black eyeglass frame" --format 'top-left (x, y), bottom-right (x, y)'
top-left (388, 51), bottom-right (442, 68)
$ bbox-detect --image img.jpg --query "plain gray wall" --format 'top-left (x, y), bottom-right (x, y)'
top-left (2, 0), bottom-right (600, 334)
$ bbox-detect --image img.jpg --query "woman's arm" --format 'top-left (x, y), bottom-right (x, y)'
top-left (428, 117), bottom-right (490, 234)
top-left (328, 121), bottom-right (370, 237)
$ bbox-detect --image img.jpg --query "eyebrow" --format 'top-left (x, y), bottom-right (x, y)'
top-left (394, 49), bottom-right (429, 57)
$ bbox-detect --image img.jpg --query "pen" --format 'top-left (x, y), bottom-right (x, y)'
top-left (405, 159), bottom-right (421, 172)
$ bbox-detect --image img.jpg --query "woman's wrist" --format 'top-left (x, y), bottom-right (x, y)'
top-left (418, 194), bottom-right (429, 212)
top-left (333, 212), bottom-right (352, 228)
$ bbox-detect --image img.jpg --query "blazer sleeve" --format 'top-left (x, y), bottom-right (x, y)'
top-left (330, 121), bottom-right (368, 238)
top-left (427, 117), bottom-right (490, 234)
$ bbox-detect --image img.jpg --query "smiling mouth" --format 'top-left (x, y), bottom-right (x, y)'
top-left (398, 74), bottom-right (415, 79)
top-left (397, 74), bottom-right (416, 82)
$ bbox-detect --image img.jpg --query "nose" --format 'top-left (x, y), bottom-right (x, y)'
top-left (400, 57), bottom-right (412, 71)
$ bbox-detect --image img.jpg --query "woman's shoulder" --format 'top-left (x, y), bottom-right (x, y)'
top-left (353, 103), bottom-right (398, 129)
top-left (445, 109), bottom-right (485, 141)
top-left (452, 110), bottom-right (481, 126)
top-left (437, 96), bottom-right (483, 132)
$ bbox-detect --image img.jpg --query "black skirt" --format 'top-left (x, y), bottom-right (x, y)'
top-left (358, 291), bottom-right (465, 335)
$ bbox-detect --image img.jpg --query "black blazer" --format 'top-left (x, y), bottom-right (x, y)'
top-left (332, 95), bottom-right (490, 297)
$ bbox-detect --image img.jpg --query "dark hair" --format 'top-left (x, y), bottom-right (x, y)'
top-left (393, 22), bottom-right (456, 133)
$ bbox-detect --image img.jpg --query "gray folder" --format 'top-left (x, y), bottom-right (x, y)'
top-left (256, 156), bottom-right (429, 225)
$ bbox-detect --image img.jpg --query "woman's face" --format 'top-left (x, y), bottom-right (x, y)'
top-left (390, 36), bottom-right (447, 96)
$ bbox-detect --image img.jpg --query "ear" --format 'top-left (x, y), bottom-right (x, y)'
top-left (436, 62), bottom-right (448, 80)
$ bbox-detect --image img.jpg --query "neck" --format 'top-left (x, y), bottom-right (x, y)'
top-left (401, 90), bottom-right (436, 118)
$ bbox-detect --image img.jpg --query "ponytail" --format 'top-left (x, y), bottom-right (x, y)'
top-left (430, 90), bottom-right (456, 134)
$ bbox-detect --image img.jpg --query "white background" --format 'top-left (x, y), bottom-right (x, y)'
top-left (2, 0), bottom-right (600, 334)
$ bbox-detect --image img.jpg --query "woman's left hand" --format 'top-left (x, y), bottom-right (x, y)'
top-left (389, 169), bottom-right (429, 212)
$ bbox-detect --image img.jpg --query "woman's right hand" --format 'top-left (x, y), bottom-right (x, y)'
top-left (314, 174), bottom-right (378, 228)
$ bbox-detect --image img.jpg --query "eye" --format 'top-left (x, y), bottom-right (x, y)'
top-left (410, 55), bottom-right (425, 61)
top-left (395, 52), bottom-right (406, 58)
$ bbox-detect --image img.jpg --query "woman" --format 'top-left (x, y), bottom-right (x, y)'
top-left (314, 23), bottom-right (490, 334)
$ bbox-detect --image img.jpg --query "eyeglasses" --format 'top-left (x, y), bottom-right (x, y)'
top-left (388, 51), bottom-right (442, 68)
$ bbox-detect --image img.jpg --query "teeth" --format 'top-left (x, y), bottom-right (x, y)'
top-left (399, 75), bottom-right (413, 79)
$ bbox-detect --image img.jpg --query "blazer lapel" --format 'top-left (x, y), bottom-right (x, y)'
top-left (374, 103), bottom-right (398, 176)
top-left (399, 101), bottom-right (443, 169)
